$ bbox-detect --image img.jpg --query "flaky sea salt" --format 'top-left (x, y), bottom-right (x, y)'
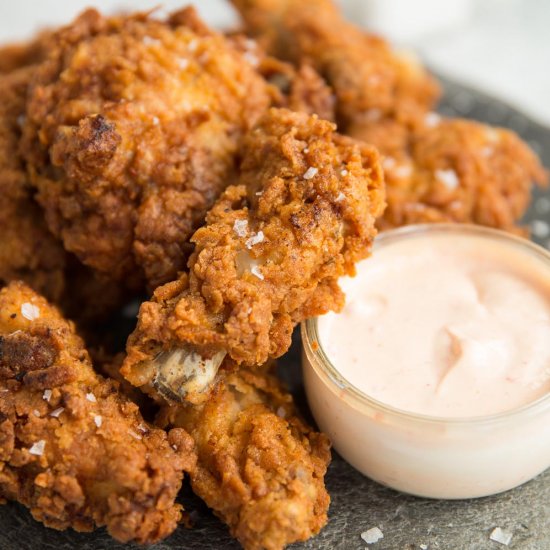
top-left (152, 116), bottom-right (160, 125)
top-left (424, 112), bottom-right (441, 128)
top-left (94, 415), bottom-right (103, 428)
top-left (50, 408), bottom-right (64, 418)
top-left (361, 527), bottom-right (384, 544)
top-left (21, 302), bottom-right (40, 321)
top-left (276, 406), bottom-right (286, 418)
top-left (489, 527), bottom-right (513, 546)
top-left (341, 169), bottom-right (349, 177)
top-left (393, 164), bottom-right (412, 179)
top-left (419, 545), bottom-right (428, 550)
top-left (303, 167), bottom-right (318, 180)
top-left (29, 440), bottom-right (45, 456)
top-left (531, 219), bottom-right (550, 238)
top-left (233, 219), bottom-right (249, 237)
top-left (42, 389), bottom-right (52, 402)
top-left (128, 429), bottom-right (142, 440)
top-left (188, 39), bottom-right (198, 52)
top-left (142, 36), bottom-right (161, 46)
top-left (335, 192), bottom-right (345, 202)
top-left (251, 266), bottom-right (264, 280)
top-left (245, 231), bottom-right (265, 249)
top-left (33, 410), bottom-right (40, 417)
top-left (243, 51), bottom-right (259, 66)
top-left (86, 392), bottom-right (97, 403)
top-left (435, 168), bottom-right (459, 190)
top-left (177, 58), bottom-right (189, 70)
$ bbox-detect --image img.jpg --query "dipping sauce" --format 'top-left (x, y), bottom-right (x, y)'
top-left (302, 225), bottom-right (550, 499)
top-left (318, 230), bottom-right (550, 418)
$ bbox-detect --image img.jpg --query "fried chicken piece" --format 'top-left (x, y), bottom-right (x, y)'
top-left (0, 281), bottom-right (196, 544)
top-left (0, 65), bottom-right (68, 301)
top-left (122, 108), bottom-right (384, 403)
top-left (370, 117), bottom-right (548, 231)
top-left (231, 0), bottom-right (440, 133)
top-left (21, 7), bottom-right (271, 289)
top-left (157, 365), bottom-right (331, 550)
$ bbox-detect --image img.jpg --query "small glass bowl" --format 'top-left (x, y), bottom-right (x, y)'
top-left (301, 224), bottom-right (550, 499)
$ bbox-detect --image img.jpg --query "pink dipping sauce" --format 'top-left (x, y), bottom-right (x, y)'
top-left (318, 230), bottom-right (550, 418)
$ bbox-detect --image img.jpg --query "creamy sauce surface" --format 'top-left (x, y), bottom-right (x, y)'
top-left (318, 232), bottom-right (550, 417)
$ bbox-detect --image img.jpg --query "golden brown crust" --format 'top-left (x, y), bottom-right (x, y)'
top-left (0, 282), bottom-right (195, 544)
top-left (157, 366), bottom-right (331, 550)
top-left (21, 7), bottom-right (271, 289)
top-left (231, 0), bottom-right (440, 132)
top-left (121, 108), bottom-right (384, 403)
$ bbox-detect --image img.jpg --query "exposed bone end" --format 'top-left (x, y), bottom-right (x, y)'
top-left (152, 348), bottom-right (226, 403)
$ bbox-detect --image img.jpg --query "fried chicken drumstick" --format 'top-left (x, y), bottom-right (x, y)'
top-left (122, 107), bottom-right (384, 404)
top-left (0, 282), bottom-right (195, 544)
top-left (157, 365), bottom-right (331, 550)
top-left (232, 0), bottom-right (547, 232)
top-left (21, 7), bottom-right (271, 289)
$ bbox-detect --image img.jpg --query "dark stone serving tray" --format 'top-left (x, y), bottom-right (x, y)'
top-left (1, 77), bottom-right (549, 550)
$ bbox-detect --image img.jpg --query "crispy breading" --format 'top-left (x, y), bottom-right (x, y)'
top-left (0, 282), bottom-right (196, 544)
top-left (21, 7), bottom-right (271, 289)
top-left (368, 118), bottom-right (548, 231)
top-left (121, 108), bottom-right (384, 404)
top-left (157, 365), bottom-right (331, 550)
top-left (231, 0), bottom-right (440, 132)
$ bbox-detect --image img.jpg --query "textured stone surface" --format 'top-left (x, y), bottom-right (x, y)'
top-left (0, 78), bottom-right (549, 550)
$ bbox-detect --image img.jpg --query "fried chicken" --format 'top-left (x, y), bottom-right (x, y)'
top-left (369, 117), bottom-right (548, 231)
top-left (231, 0), bottom-right (440, 133)
top-left (157, 365), bottom-right (331, 550)
top-left (0, 281), bottom-right (196, 544)
top-left (232, 0), bottom-right (547, 232)
top-left (121, 108), bottom-right (384, 404)
top-left (21, 7), bottom-right (271, 289)
top-left (0, 65), bottom-right (68, 302)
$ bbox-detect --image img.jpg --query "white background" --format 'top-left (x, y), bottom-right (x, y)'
top-left (0, 0), bottom-right (549, 126)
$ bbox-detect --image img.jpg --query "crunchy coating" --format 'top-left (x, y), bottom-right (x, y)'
top-left (0, 65), bottom-right (67, 301)
top-left (122, 108), bottom-right (384, 403)
top-left (21, 7), bottom-right (271, 288)
top-left (157, 366), bottom-right (331, 550)
top-left (231, 0), bottom-right (440, 133)
top-left (368, 117), bottom-right (548, 231)
top-left (0, 282), bottom-right (195, 544)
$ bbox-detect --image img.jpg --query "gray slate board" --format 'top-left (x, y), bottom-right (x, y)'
top-left (1, 77), bottom-right (549, 550)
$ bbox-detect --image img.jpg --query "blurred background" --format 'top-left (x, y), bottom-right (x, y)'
top-left (0, 0), bottom-right (549, 125)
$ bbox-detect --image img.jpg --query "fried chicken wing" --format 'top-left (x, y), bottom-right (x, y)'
top-left (231, 0), bottom-right (440, 133)
top-left (21, 7), bottom-right (271, 289)
top-left (370, 117), bottom-right (548, 231)
top-left (157, 365), bottom-right (331, 550)
top-left (0, 281), bottom-right (196, 544)
top-left (121, 108), bottom-right (384, 404)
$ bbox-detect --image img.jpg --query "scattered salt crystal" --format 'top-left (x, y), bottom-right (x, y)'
top-left (424, 112), bottom-right (441, 128)
top-left (152, 116), bottom-right (160, 125)
top-left (251, 265), bottom-right (264, 280)
top-left (303, 147), bottom-right (310, 154)
top-left (177, 58), bottom-right (189, 70)
top-left (364, 108), bottom-right (382, 122)
top-left (489, 527), bottom-right (513, 546)
top-left (243, 52), bottom-right (259, 66)
top-left (233, 219), bottom-right (249, 237)
top-left (50, 408), bottom-right (64, 418)
top-left (383, 157), bottom-right (396, 170)
top-left (393, 164), bottom-right (412, 179)
top-left (531, 219), bottom-right (550, 238)
top-left (86, 392), bottom-right (97, 403)
top-left (33, 410), bottom-right (40, 417)
top-left (361, 527), bottom-right (384, 544)
top-left (435, 168), bottom-right (459, 190)
top-left (256, 191), bottom-right (263, 196)
top-left (138, 424), bottom-right (148, 433)
top-left (29, 440), bottom-right (45, 456)
top-left (21, 303), bottom-right (40, 321)
top-left (94, 415), bottom-right (103, 428)
top-left (172, 444), bottom-right (178, 451)
top-left (341, 169), bottom-right (349, 176)
top-left (419, 545), bottom-right (428, 550)
top-left (143, 36), bottom-right (161, 46)
top-left (535, 196), bottom-right (550, 214)
top-left (303, 167), bottom-right (318, 180)
top-left (188, 39), bottom-right (198, 52)
top-left (43, 389), bottom-right (52, 402)
top-left (335, 192), bottom-right (345, 202)
top-left (245, 231), bottom-right (265, 249)
top-left (276, 406), bottom-right (286, 418)
top-left (128, 429), bottom-right (142, 440)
